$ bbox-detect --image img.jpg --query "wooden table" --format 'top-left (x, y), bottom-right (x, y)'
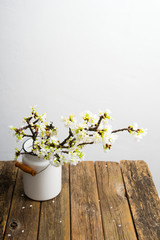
top-left (0, 160), bottom-right (160, 240)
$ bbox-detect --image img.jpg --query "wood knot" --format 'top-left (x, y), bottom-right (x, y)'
top-left (116, 184), bottom-right (126, 199)
top-left (10, 221), bottom-right (18, 229)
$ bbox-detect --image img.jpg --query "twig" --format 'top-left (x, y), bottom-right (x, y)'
top-left (112, 128), bottom-right (129, 133)
top-left (59, 128), bottom-right (74, 146)
top-left (87, 115), bottom-right (104, 131)
top-left (20, 119), bottom-right (39, 131)
top-left (22, 134), bottom-right (33, 138)
top-left (78, 141), bottom-right (94, 147)
top-left (111, 127), bottom-right (136, 134)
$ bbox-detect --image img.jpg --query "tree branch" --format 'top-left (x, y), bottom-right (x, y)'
top-left (59, 128), bottom-right (74, 147)
top-left (111, 127), bottom-right (137, 134)
top-left (22, 134), bottom-right (33, 138)
top-left (78, 141), bottom-right (94, 147)
top-left (20, 119), bottom-right (39, 131)
top-left (87, 115), bottom-right (104, 131)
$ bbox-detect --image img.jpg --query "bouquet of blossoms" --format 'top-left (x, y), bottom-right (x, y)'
top-left (10, 106), bottom-right (147, 167)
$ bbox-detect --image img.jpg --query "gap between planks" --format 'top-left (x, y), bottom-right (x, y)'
top-left (70, 161), bottom-right (104, 240)
top-left (3, 169), bottom-right (40, 240)
top-left (0, 161), bottom-right (18, 239)
top-left (120, 160), bottom-right (160, 240)
top-left (95, 161), bottom-right (137, 240)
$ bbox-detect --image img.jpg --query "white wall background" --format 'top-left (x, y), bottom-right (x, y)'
top-left (0, 0), bottom-right (160, 194)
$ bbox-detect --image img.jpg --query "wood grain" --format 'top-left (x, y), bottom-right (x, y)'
top-left (95, 161), bottom-right (137, 240)
top-left (38, 163), bottom-right (70, 240)
top-left (3, 170), bottom-right (40, 240)
top-left (120, 160), bottom-right (160, 240)
top-left (70, 161), bottom-right (104, 240)
top-left (0, 161), bottom-right (17, 239)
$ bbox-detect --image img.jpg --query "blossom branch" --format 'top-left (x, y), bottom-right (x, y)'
top-left (86, 115), bottom-right (104, 131)
top-left (20, 119), bottom-right (39, 131)
top-left (10, 107), bottom-right (147, 165)
top-left (22, 134), bottom-right (33, 138)
top-left (59, 128), bottom-right (74, 147)
top-left (112, 127), bottom-right (137, 134)
top-left (26, 119), bottom-right (38, 142)
top-left (78, 141), bottom-right (94, 147)
top-left (112, 128), bottom-right (129, 134)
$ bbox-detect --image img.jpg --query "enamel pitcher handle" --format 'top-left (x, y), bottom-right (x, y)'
top-left (15, 161), bottom-right (37, 176)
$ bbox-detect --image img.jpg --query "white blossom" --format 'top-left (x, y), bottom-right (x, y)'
top-left (68, 152), bottom-right (80, 165)
top-left (10, 106), bottom-right (147, 167)
top-left (92, 132), bottom-right (102, 143)
top-left (61, 117), bottom-right (76, 128)
top-left (49, 136), bottom-right (59, 145)
top-left (134, 128), bottom-right (147, 142)
top-left (129, 123), bottom-right (147, 142)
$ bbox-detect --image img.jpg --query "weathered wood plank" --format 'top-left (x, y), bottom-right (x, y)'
top-left (0, 161), bottom-right (17, 239)
top-left (120, 160), bottom-right (160, 240)
top-left (38, 163), bottom-right (70, 240)
top-left (70, 161), bottom-right (104, 240)
top-left (95, 161), bottom-right (137, 240)
top-left (3, 170), bottom-right (40, 240)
